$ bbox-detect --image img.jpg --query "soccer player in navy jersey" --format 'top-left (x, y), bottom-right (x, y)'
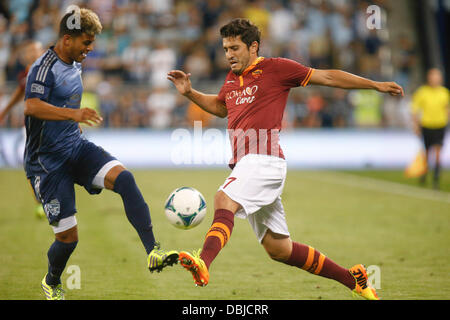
top-left (24, 8), bottom-right (178, 300)
top-left (169, 18), bottom-right (404, 300)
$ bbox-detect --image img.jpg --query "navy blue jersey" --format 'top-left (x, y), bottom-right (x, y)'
top-left (24, 47), bottom-right (84, 177)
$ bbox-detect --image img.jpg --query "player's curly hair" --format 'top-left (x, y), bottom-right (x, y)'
top-left (220, 18), bottom-right (261, 54)
top-left (59, 7), bottom-right (102, 38)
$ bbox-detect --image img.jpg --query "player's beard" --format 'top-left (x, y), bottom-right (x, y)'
top-left (231, 65), bottom-right (241, 75)
top-left (231, 60), bottom-right (247, 75)
top-left (230, 54), bottom-right (251, 75)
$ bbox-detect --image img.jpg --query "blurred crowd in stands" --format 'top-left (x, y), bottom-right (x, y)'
top-left (0, 0), bottom-right (418, 130)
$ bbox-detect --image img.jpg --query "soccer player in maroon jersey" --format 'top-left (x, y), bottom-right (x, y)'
top-left (0, 40), bottom-right (44, 123)
top-left (168, 18), bottom-right (403, 300)
top-left (0, 40), bottom-right (46, 218)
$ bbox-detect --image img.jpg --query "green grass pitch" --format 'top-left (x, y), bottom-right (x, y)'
top-left (0, 169), bottom-right (449, 300)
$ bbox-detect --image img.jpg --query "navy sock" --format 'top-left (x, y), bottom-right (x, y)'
top-left (113, 170), bottom-right (156, 254)
top-left (46, 240), bottom-right (78, 286)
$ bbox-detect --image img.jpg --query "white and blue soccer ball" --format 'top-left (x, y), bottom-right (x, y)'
top-left (164, 187), bottom-right (207, 229)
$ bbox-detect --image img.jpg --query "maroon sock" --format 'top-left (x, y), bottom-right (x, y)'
top-left (285, 241), bottom-right (355, 290)
top-left (200, 209), bottom-right (234, 269)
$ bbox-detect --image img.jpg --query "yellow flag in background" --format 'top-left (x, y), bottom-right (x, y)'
top-left (404, 150), bottom-right (428, 178)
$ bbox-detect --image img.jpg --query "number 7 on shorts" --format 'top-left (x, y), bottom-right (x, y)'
top-left (223, 177), bottom-right (237, 189)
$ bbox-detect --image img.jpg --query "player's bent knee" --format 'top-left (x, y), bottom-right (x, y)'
top-left (117, 169), bottom-right (134, 183)
top-left (103, 163), bottom-right (127, 191)
top-left (54, 223), bottom-right (78, 243)
top-left (265, 247), bottom-right (290, 262)
top-left (112, 170), bottom-right (136, 194)
top-left (92, 160), bottom-right (125, 190)
top-left (214, 191), bottom-right (240, 213)
top-left (262, 232), bottom-right (292, 262)
top-left (214, 191), bottom-right (226, 206)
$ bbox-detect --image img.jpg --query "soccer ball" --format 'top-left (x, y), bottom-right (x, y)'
top-left (164, 187), bottom-right (207, 229)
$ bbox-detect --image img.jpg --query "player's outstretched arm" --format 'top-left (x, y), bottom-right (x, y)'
top-left (309, 69), bottom-right (404, 96)
top-left (0, 86), bottom-right (25, 124)
top-left (24, 98), bottom-right (103, 126)
top-left (167, 70), bottom-right (227, 118)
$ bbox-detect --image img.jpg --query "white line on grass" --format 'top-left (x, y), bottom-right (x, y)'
top-left (303, 171), bottom-right (450, 205)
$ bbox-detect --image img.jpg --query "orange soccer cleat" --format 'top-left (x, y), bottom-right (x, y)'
top-left (349, 264), bottom-right (380, 300)
top-left (179, 250), bottom-right (210, 287)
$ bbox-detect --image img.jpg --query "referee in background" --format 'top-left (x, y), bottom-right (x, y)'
top-left (412, 68), bottom-right (450, 189)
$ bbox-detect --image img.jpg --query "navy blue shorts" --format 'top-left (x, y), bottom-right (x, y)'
top-left (29, 139), bottom-right (117, 225)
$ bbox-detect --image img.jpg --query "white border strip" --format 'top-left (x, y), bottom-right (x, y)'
top-left (303, 171), bottom-right (450, 204)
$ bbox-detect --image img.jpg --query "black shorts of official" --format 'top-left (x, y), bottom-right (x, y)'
top-left (421, 126), bottom-right (446, 150)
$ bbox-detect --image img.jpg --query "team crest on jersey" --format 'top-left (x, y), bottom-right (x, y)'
top-left (252, 69), bottom-right (262, 79)
top-left (44, 199), bottom-right (60, 217)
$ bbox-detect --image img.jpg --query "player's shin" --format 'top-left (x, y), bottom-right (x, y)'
top-left (113, 170), bottom-right (155, 254)
top-left (285, 241), bottom-right (355, 290)
top-left (200, 209), bottom-right (235, 269)
top-left (46, 240), bottom-right (78, 286)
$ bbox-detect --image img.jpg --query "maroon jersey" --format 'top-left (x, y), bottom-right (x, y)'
top-left (218, 57), bottom-right (313, 167)
top-left (18, 65), bottom-right (30, 90)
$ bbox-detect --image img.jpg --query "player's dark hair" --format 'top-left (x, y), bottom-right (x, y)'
top-left (220, 18), bottom-right (261, 54)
